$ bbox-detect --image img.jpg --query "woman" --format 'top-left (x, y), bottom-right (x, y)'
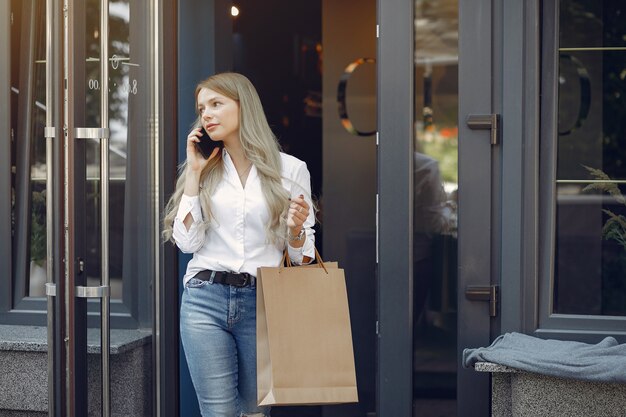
top-left (162, 72), bottom-right (315, 417)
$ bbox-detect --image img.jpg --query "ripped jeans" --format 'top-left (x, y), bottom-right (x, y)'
top-left (180, 277), bottom-right (270, 417)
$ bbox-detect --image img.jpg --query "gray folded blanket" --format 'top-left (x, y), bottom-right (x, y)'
top-left (463, 332), bottom-right (626, 383)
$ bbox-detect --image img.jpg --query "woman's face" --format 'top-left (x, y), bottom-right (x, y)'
top-left (197, 87), bottom-right (240, 145)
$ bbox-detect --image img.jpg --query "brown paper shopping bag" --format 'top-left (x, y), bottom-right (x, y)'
top-left (256, 250), bottom-right (358, 406)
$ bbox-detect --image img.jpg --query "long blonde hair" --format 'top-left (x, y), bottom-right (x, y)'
top-left (162, 72), bottom-right (290, 244)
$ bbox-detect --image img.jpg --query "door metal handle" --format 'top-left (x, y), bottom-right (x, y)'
top-left (466, 113), bottom-right (499, 145)
top-left (75, 285), bottom-right (110, 298)
top-left (74, 127), bottom-right (110, 139)
top-left (465, 285), bottom-right (499, 317)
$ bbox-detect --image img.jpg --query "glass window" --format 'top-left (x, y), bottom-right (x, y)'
top-left (553, 0), bottom-right (626, 316)
top-left (84, 0), bottom-right (132, 302)
top-left (413, 0), bottom-right (458, 414)
top-left (10, 0), bottom-right (48, 299)
top-left (81, 0), bottom-right (156, 325)
top-left (3, 0), bottom-right (156, 328)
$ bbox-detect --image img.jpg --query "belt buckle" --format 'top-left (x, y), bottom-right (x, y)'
top-left (240, 273), bottom-right (250, 287)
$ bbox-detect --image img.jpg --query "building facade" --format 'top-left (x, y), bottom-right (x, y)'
top-left (1, 0), bottom-right (625, 416)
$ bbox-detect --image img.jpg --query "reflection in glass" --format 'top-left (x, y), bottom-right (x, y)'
top-left (9, 0), bottom-right (48, 297)
top-left (5, 1), bottom-right (136, 303)
top-left (80, 0), bottom-right (155, 414)
top-left (84, 0), bottom-right (131, 300)
top-left (553, 0), bottom-right (626, 316)
top-left (413, 0), bottom-right (458, 415)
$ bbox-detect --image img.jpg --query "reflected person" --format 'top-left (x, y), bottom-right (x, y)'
top-left (413, 150), bottom-right (449, 330)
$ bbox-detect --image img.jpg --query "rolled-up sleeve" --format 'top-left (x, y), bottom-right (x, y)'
top-left (172, 194), bottom-right (206, 253)
top-left (287, 162), bottom-right (316, 264)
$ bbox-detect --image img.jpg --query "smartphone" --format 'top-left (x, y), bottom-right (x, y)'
top-left (195, 127), bottom-right (223, 159)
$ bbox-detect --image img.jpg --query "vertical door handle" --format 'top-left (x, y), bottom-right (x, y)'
top-left (99, 0), bottom-right (111, 414)
top-left (466, 114), bottom-right (500, 145)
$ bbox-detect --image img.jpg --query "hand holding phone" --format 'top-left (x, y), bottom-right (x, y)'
top-left (195, 127), bottom-right (223, 159)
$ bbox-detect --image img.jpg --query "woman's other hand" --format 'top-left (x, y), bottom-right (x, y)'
top-left (287, 194), bottom-right (309, 236)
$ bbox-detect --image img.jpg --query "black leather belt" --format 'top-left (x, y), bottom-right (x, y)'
top-left (193, 270), bottom-right (255, 287)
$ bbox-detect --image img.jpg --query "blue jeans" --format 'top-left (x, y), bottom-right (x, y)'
top-left (180, 277), bottom-right (270, 417)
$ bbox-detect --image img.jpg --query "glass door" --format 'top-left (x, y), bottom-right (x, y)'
top-left (412, 1), bottom-right (459, 415)
top-left (39, 0), bottom-right (159, 415)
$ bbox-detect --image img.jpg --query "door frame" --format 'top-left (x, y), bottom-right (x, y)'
top-left (377, 0), bottom-right (414, 416)
top-left (59, 0), bottom-right (105, 414)
top-left (456, 0), bottom-right (496, 415)
top-left (156, 1), bottom-right (180, 415)
top-left (46, 0), bottom-right (66, 415)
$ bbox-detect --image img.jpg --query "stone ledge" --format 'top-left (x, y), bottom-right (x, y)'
top-left (476, 362), bottom-right (626, 417)
top-left (0, 324), bottom-right (151, 354)
top-left (474, 362), bottom-right (520, 373)
top-left (0, 326), bottom-right (152, 416)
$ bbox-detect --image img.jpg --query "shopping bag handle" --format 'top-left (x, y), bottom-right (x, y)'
top-left (282, 247), bottom-right (328, 274)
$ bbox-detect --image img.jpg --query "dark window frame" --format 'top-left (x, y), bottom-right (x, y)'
top-left (0, 0), bottom-right (157, 330)
top-left (535, 0), bottom-right (626, 341)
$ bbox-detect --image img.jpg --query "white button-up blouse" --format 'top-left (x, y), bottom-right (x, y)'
top-left (173, 150), bottom-right (316, 285)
